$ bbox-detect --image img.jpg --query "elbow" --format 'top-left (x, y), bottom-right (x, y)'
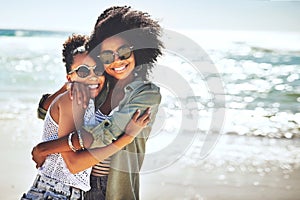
top-left (69, 167), bottom-right (80, 174)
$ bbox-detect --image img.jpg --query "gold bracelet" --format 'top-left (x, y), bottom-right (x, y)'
top-left (68, 132), bottom-right (79, 152)
top-left (77, 130), bottom-right (85, 150)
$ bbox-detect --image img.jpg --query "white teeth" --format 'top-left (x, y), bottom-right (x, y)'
top-left (114, 65), bottom-right (126, 71)
top-left (88, 84), bottom-right (98, 89)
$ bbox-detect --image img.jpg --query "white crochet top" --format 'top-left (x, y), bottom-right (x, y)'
top-left (39, 99), bottom-right (97, 192)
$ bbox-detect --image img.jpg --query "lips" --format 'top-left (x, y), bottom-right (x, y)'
top-left (112, 64), bottom-right (127, 73)
top-left (88, 84), bottom-right (101, 97)
top-left (88, 84), bottom-right (100, 89)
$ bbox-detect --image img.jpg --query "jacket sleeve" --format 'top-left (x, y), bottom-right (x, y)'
top-left (86, 83), bottom-right (161, 148)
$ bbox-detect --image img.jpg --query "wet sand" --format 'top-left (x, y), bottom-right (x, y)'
top-left (140, 133), bottom-right (300, 200)
top-left (141, 162), bottom-right (300, 200)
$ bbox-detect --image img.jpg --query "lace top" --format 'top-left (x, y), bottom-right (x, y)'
top-left (38, 100), bottom-right (97, 192)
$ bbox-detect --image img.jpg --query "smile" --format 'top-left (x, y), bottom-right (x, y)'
top-left (112, 65), bottom-right (127, 73)
top-left (88, 84), bottom-right (100, 89)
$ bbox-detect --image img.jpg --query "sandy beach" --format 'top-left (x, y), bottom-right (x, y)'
top-left (141, 160), bottom-right (300, 200)
top-left (140, 133), bottom-right (300, 200)
top-left (1, 114), bottom-right (300, 200)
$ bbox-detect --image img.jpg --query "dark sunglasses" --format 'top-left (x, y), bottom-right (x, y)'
top-left (68, 64), bottom-right (104, 78)
top-left (97, 44), bottom-right (134, 65)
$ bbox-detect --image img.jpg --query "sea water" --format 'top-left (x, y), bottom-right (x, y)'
top-left (1, 29), bottom-right (300, 177)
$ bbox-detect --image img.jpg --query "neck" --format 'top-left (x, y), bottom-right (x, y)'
top-left (100, 73), bottom-right (134, 114)
top-left (113, 73), bottom-right (134, 90)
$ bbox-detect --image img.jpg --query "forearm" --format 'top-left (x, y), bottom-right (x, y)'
top-left (36, 128), bottom-right (94, 157)
top-left (62, 108), bottom-right (151, 174)
top-left (63, 134), bottom-right (134, 174)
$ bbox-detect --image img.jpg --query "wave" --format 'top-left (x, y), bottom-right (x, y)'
top-left (0, 29), bottom-right (70, 37)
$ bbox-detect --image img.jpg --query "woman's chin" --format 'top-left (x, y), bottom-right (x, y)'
top-left (90, 90), bottom-right (100, 98)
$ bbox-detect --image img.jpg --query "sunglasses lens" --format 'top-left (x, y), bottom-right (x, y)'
top-left (94, 65), bottom-right (104, 76)
top-left (118, 46), bottom-right (132, 60)
top-left (76, 65), bottom-right (90, 78)
top-left (98, 45), bottom-right (133, 64)
top-left (99, 51), bottom-right (114, 64)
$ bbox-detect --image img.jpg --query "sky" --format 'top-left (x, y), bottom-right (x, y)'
top-left (1, 0), bottom-right (300, 33)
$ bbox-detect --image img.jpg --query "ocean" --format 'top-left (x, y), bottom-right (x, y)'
top-left (1, 29), bottom-right (300, 198)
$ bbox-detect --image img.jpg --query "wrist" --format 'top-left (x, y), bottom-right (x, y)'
top-left (80, 128), bottom-right (94, 148)
top-left (114, 134), bottom-right (134, 148)
top-left (36, 142), bottom-right (49, 156)
top-left (124, 133), bottom-right (135, 140)
top-left (68, 132), bottom-right (80, 152)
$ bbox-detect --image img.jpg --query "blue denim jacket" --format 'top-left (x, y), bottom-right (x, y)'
top-left (84, 79), bottom-right (161, 200)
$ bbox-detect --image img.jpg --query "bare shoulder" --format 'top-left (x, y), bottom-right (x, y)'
top-left (50, 91), bottom-right (72, 112)
top-left (56, 91), bottom-right (73, 112)
top-left (51, 91), bottom-right (74, 123)
top-left (57, 91), bottom-right (71, 104)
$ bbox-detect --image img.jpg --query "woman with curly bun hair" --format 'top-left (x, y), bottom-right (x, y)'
top-left (32, 6), bottom-right (163, 200)
top-left (22, 34), bottom-right (105, 199)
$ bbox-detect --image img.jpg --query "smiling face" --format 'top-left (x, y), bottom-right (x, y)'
top-left (67, 53), bottom-right (105, 98)
top-left (100, 36), bottom-right (135, 80)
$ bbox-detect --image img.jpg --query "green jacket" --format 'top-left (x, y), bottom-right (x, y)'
top-left (85, 79), bottom-right (161, 200)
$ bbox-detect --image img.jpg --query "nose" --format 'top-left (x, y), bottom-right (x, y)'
top-left (114, 52), bottom-right (121, 62)
top-left (88, 76), bottom-right (98, 81)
